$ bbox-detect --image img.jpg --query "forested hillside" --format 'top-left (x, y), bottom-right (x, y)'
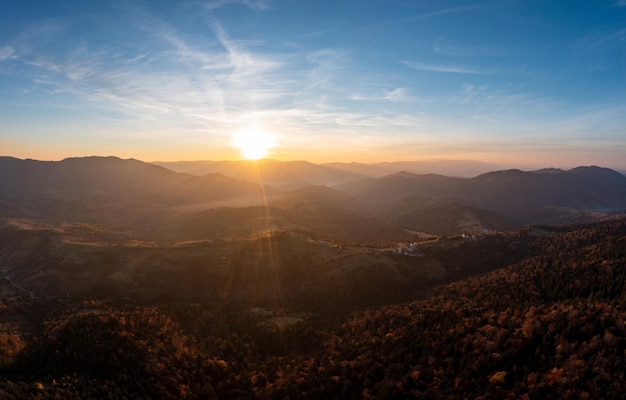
top-left (1, 218), bottom-right (625, 398)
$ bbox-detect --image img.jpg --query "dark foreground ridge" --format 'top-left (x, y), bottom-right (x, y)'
top-left (1, 218), bottom-right (626, 399)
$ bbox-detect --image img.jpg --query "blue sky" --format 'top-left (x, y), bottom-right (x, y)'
top-left (1, 0), bottom-right (625, 168)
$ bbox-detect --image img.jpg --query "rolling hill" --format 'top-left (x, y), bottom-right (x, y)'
top-left (0, 156), bottom-right (271, 228)
top-left (450, 166), bottom-right (626, 224)
top-left (379, 194), bottom-right (517, 236)
top-left (336, 166), bottom-right (626, 228)
top-left (335, 171), bottom-right (459, 206)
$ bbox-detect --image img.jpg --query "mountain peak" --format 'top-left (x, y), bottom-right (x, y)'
top-left (532, 168), bottom-right (565, 174)
top-left (567, 166), bottom-right (626, 184)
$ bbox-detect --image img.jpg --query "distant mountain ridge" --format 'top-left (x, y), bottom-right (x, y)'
top-left (1, 156), bottom-right (625, 239)
top-left (152, 158), bottom-right (500, 185)
top-left (336, 171), bottom-right (458, 205)
top-left (152, 159), bottom-right (366, 187)
top-left (455, 166), bottom-right (626, 223)
top-left (337, 165), bottom-right (626, 230)
top-left (322, 159), bottom-right (500, 178)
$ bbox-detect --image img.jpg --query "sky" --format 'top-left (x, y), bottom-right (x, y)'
top-left (1, 0), bottom-right (625, 168)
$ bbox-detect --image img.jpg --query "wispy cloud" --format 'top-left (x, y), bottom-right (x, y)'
top-left (577, 27), bottom-right (625, 55)
top-left (399, 4), bottom-right (484, 24)
top-left (333, 111), bottom-right (424, 129)
top-left (208, 19), bottom-right (281, 80)
top-left (573, 26), bottom-right (626, 71)
top-left (3, 2), bottom-right (302, 140)
top-left (351, 4), bottom-right (484, 37)
top-left (6, 2), bottom-right (429, 150)
top-left (303, 48), bottom-right (350, 93)
top-left (1, 0), bottom-right (624, 165)
top-left (351, 87), bottom-right (417, 103)
top-left (432, 37), bottom-right (513, 57)
top-left (545, 102), bottom-right (626, 138)
top-left (452, 83), bottom-right (555, 113)
top-left (403, 61), bottom-right (497, 75)
top-left (203, 0), bottom-right (271, 10)
top-left (0, 46), bottom-right (15, 60)
top-left (384, 88), bottom-right (416, 103)
top-left (115, 1), bottom-right (219, 65)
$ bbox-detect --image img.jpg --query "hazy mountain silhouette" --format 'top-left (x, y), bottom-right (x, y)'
top-left (152, 159), bottom-right (366, 187)
top-left (450, 166), bottom-right (626, 224)
top-left (152, 158), bottom-right (500, 187)
top-left (336, 171), bottom-right (459, 205)
top-left (323, 159), bottom-right (499, 178)
top-left (336, 166), bottom-right (626, 227)
top-left (2, 156), bottom-right (625, 240)
top-left (0, 156), bottom-right (181, 198)
top-left (0, 156), bottom-right (269, 226)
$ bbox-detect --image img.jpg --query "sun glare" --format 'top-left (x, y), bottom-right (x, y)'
top-left (232, 127), bottom-right (275, 160)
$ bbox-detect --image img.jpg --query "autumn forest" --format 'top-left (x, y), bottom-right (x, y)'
top-left (0, 218), bottom-right (625, 399)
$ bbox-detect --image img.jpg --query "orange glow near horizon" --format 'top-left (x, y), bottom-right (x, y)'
top-left (3, 139), bottom-right (626, 171)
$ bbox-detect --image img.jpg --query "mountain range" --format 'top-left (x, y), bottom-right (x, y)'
top-left (1, 156), bottom-right (624, 240)
top-left (153, 158), bottom-right (499, 184)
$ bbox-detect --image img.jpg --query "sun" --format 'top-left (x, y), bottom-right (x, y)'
top-left (232, 127), bottom-right (275, 160)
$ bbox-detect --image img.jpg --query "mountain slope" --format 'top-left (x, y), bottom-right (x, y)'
top-left (451, 166), bottom-right (626, 224)
top-left (380, 194), bottom-right (518, 235)
top-left (336, 166), bottom-right (626, 230)
top-left (324, 159), bottom-right (499, 178)
top-left (307, 218), bottom-right (626, 399)
top-left (0, 156), bottom-right (269, 226)
top-left (336, 171), bottom-right (460, 206)
top-left (0, 156), bottom-right (182, 199)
